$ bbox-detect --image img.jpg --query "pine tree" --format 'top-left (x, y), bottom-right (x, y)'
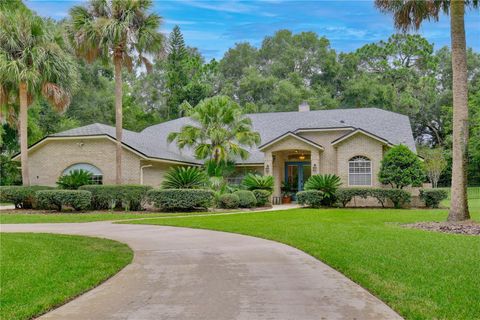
top-left (166, 25), bottom-right (189, 119)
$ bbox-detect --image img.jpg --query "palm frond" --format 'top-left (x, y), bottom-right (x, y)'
top-left (41, 82), bottom-right (71, 112)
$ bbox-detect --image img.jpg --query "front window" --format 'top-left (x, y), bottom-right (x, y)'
top-left (63, 163), bottom-right (103, 185)
top-left (349, 156), bottom-right (371, 186)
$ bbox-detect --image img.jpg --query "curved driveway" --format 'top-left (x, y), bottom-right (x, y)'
top-left (1, 222), bottom-right (402, 320)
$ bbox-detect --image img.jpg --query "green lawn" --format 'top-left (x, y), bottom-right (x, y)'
top-left (0, 210), bottom-right (229, 224)
top-left (123, 205), bottom-right (480, 320)
top-left (0, 233), bottom-right (133, 320)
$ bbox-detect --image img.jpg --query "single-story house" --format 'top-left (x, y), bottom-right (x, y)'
top-left (15, 105), bottom-right (416, 199)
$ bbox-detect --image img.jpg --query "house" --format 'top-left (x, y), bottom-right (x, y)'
top-left (15, 105), bottom-right (416, 199)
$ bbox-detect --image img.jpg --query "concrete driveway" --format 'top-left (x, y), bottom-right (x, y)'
top-left (1, 222), bottom-right (402, 320)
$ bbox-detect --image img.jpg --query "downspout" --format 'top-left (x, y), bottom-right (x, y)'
top-left (140, 165), bottom-right (153, 185)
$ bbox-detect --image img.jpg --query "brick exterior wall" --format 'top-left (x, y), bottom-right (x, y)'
top-left (27, 137), bottom-right (142, 186)
top-left (298, 130), bottom-right (351, 174)
top-left (335, 133), bottom-right (385, 187)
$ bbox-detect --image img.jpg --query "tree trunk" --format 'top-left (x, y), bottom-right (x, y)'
top-left (19, 82), bottom-right (29, 186)
top-left (448, 1), bottom-right (470, 221)
top-left (114, 54), bottom-right (123, 185)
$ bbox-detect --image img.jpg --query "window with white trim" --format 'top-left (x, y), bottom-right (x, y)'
top-left (348, 156), bottom-right (371, 186)
top-left (63, 163), bottom-right (103, 185)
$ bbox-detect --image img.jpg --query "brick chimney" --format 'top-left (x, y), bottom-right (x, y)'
top-left (298, 101), bottom-right (310, 112)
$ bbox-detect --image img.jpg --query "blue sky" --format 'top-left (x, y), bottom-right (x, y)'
top-left (26, 0), bottom-right (479, 60)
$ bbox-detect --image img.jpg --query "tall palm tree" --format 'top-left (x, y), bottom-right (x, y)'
top-left (0, 7), bottom-right (77, 186)
top-left (168, 96), bottom-right (261, 163)
top-left (69, 0), bottom-right (163, 184)
top-left (375, 0), bottom-right (478, 222)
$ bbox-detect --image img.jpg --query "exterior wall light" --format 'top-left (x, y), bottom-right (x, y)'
top-left (265, 164), bottom-right (270, 175)
top-left (313, 163), bottom-right (317, 174)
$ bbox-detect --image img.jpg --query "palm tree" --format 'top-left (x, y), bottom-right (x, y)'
top-left (375, 0), bottom-right (478, 222)
top-left (168, 96), bottom-right (261, 164)
top-left (69, 0), bottom-right (163, 184)
top-left (0, 7), bottom-right (77, 186)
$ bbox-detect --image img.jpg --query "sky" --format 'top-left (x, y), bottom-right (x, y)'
top-left (26, 0), bottom-right (480, 60)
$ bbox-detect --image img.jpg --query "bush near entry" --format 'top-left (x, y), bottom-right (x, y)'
top-left (253, 189), bottom-right (271, 206)
top-left (233, 190), bottom-right (257, 208)
top-left (36, 190), bottom-right (91, 211)
top-left (218, 193), bottom-right (240, 209)
top-left (297, 190), bottom-right (325, 208)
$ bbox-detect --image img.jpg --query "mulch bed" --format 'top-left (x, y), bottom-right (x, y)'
top-left (404, 221), bottom-right (480, 236)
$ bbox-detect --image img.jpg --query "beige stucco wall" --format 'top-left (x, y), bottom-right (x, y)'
top-left (335, 133), bottom-right (385, 187)
top-left (27, 137), bottom-right (142, 186)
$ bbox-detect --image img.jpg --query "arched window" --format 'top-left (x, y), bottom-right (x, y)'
top-left (349, 156), bottom-right (371, 186)
top-left (63, 163), bottom-right (103, 185)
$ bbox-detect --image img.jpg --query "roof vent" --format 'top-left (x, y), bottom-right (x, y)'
top-left (298, 101), bottom-right (310, 112)
top-left (340, 120), bottom-right (345, 124)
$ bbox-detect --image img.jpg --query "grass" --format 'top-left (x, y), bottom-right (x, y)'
top-left (123, 203), bottom-right (480, 320)
top-left (0, 210), bottom-right (231, 224)
top-left (0, 233), bottom-right (133, 320)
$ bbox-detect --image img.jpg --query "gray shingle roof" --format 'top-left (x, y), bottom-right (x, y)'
top-left (51, 108), bottom-right (416, 164)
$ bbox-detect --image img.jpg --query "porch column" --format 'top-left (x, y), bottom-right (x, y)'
top-left (264, 151), bottom-right (273, 176)
top-left (311, 150), bottom-right (321, 176)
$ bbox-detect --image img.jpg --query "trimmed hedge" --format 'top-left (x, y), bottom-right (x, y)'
top-left (36, 190), bottom-right (91, 211)
top-left (335, 188), bottom-right (411, 208)
top-left (233, 190), bottom-right (257, 208)
top-left (147, 189), bottom-right (214, 211)
top-left (335, 188), bottom-right (370, 207)
top-left (0, 185), bottom-right (54, 209)
top-left (420, 189), bottom-right (448, 208)
top-left (297, 190), bottom-right (324, 208)
top-left (252, 189), bottom-right (271, 207)
top-left (218, 193), bottom-right (240, 209)
top-left (79, 185), bottom-right (152, 211)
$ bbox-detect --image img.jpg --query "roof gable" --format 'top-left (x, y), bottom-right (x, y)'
top-left (258, 132), bottom-right (324, 151)
top-left (331, 128), bottom-right (393, 147)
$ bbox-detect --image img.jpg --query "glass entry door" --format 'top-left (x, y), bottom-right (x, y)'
top-left (285, 162), bottom-right (311, 196)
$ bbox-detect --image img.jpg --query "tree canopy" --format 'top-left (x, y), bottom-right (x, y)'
top-left (1, 5), bottom-right (479, 187)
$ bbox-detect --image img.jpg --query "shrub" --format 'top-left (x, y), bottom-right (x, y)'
top-left (233, 190), bottom-right (257, 208)
top-left (252, 189), bottom-right (271, 206)
top-left (161, 166), bottom-right (207, 189)
top-left (147, 189), bottom-right (214, 211)
top-left (57, 169), bottom-right (92, 189)
top-left (36, 190), bottom-right (91, 211)
top-left (420, 189), bottom-right (448, 208)
top-left (379, 145), bottom-right (425, 189)
top-left (369, 189), bottom-right (390, 208)
top-left (0, 185), bottom-right (54, 209)
top-left (242, 173), bottom-right (274, 192)
top-left (297, 190), bottom-right (324, 208)
top-left (335, 188), bottom-right (370, 207)
top-left (218, 193), bottom-right (240, 209)
top-left (304, 174), bottom-right (342, 206)
top-left (335, 188), bottom-right (411, 208)
top-left (79, 185), bottom-right (152, 211)
top-left (385, 189), bottom-right (411, 208)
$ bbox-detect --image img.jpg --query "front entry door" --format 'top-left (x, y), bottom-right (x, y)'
top-left (285, 162), bottom-right (311, 198)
